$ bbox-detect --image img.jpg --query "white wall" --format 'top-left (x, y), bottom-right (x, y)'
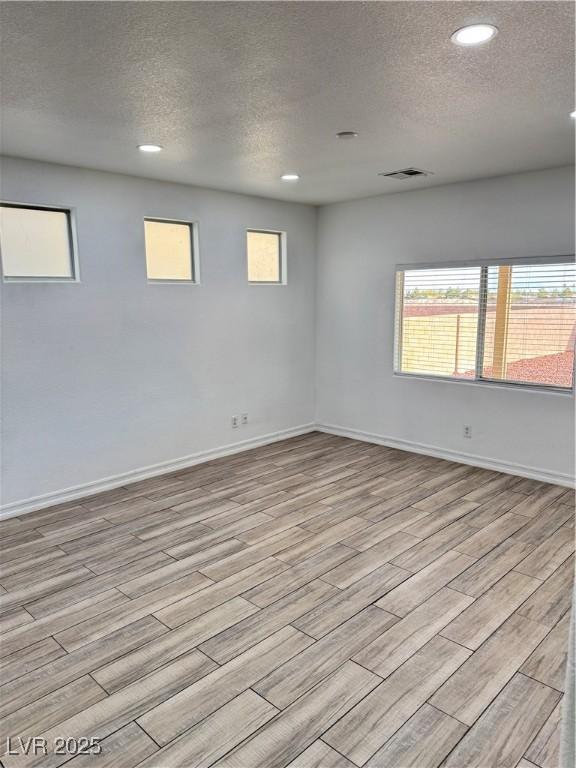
top-left (1, 158), bottom-right (317, 511)
top-left (316, 167), bottom-right (575, 485)
top-left (2, 161), bottom-right (573, 514)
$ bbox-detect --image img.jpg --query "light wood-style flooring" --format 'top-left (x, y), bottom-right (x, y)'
top-left (0, 432), bottom-right (574, 767)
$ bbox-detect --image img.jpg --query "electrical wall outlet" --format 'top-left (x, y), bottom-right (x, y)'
top-left (463, 425), bottom-right (472, 438)
top-left (241, 413), bottom-right (248, 425)
top-left (231, 415), bottom-right (239, 429)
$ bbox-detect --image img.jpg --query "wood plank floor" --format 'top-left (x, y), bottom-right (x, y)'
top-left (0, 432), bottom-right (573, 768)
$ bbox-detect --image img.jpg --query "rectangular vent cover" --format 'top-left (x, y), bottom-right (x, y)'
top-left (378, 168), bottom-right (433, 180)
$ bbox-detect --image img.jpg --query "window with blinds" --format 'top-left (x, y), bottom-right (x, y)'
top-left (394, 259), bottom-right (576, 391)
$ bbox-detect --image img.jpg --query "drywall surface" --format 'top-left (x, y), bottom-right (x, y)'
top-left (316, 167), bottom-right (575, 484)
top-left (1, 158), bottom-right (317, 510)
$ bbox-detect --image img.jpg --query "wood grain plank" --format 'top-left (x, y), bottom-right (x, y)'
top-left (364, 703), bottom-right (467, 768)
top-left (23, 551), bottom-right (175, 619)
top-left (98, 496), bottom-right (174, 523)
top-left (323, 636), bottom-right (471, 766)
top-left (234, 504), bottom-right (332, 545)
top-left (455, 512), bottom-right (529, 558)
top-left (293, 562), bottom-right (409, 639)
top-left (0, 554), bottom-right (100, 593)
top-left (154, 557), bottom-right (288, 628)
top-left (0, 567), bottom-right (94, 615)
top-left (448, 539), bottom-right (535, 597)
top-left (341, 506), bottom-right (429, 551)
top-left (55, 572), bottom-right (212, 651)
top-left (1, 539), bottom-right (63, 565)
top-left (199, 527), bottom-right (311, 581)
top-left (0, 608), bottom-right (34, 635)
top-left (459, 490), bottom-right (526, 528)
top-left (516, 555), bottom-right (574, 627)
top-left (441, 570), bottom-right (541, 650)
top-left (0, 550), bottom-right (68, 583)
top-left (286, 741), bottom-right (355, 768)
top-left (0, 615), bottom-right (167, 718)
top-left (3, 650), bottom-right (216, 768)
top-left (0, 589), bottom-right (130, 659)
top-left (509, 485), bottom-right (567, 518)
top-left (214, 662), bottom-right (380, 768)
top-left (138, 626), bottom-right (313, 746)
top-left (118, 539), bottom-right (244, 597)
top-left (230, 474), bottom-right (312, 504)
top-left (376, 550), bottom-right (475, 617)
top-left (402, 499), bottom-right (479, 539)
top-left (163, 513), bottom-right (273, 558)
top-left (242, 545), bottom-right (354, 608)
top-left (430, 613), bottom-right (550, 725)
top-left (0, 675), bottom-right (107, 755)
top-left (83, 538), bottom-right (178, 575)
top-left (443, 674), bottom-right (560, 768)
top-left (512, 503), bottom-right (573, 547)
top-left (199, 579), bottom-right (337, 664)
top-left (391, 520), bottom-right (478, 572)
top-left (65, 723), bottom-right (158, 768)
top-left (275, 517), bottom-right (370, 565)
top-left (412, 471), bottom-right (494, 512)
top-left (92, 597), bottom-right (257, 693)
top-left (364, 469), bottom-right (475, 521)
top-left (322, 533), bottom-right (419, 589)
top-left (514, 520), bottom-right (575, 580)
top-left (36, 516), bottom-right (113, 545)
top-left (354, 588), bottom-right (473, 678)
top-left (137, 690), bottom-right (277, 768)
top-left (524, 699), bottom-right (563, 768)
top-left (462, 473), bottom-right (523, 503)
top-left (520, 610), bottom-right (570, 691)
top-left (0, 637), bottom-right (66, 686)
top-left (254, 605), bottom-right (396, 708)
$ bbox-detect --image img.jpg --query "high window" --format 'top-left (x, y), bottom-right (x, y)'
top-left (0, 203), bottom-right (76, 280)
top-left (144, 218), bottom-right (198, 282)
top-left (247, 230), bottom-right (285, 283)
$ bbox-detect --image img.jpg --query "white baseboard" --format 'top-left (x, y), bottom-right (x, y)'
top-left (318, 423), bottom-right (575, 489)
top-left (3, 419), bottom-right (572, 520)
top-left (0, 424), bottom-right (316, 520)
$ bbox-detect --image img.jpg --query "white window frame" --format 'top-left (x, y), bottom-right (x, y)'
top-left (144, 216), bottom-right (200, 284)
top-left (0, 201), bottom-right (79, 283)
top-left (393, 254), bottom-right (576, 395)
top-left (246, 229), bottom-right (287, 285)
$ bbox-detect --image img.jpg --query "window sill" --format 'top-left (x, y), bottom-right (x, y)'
top-left (392, 371), bottom-right (575, 397)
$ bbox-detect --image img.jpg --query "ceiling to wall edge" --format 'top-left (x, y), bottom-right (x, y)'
top-left (1, 154), bottom-right (574, 209)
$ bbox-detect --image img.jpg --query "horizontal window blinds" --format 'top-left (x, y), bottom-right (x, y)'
top-left (395, 260), bottom-right (575, 390)
top-left (482, 263), bottom-right (575, 388)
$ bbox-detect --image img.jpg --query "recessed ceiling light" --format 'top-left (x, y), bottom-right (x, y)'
top-left (571, 111), bottom-right (576, 119)
top-left (138, 144), bottom-right (163, 153)
top-left (451, 24), bottom-right (498, 46)
top-left (337, 131), bottom-right (358, 140)
top-left (280, 173), bottom-right (300, 182)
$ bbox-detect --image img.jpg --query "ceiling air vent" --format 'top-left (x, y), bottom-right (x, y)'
top-left (378, 168), bottom-right (433, 180)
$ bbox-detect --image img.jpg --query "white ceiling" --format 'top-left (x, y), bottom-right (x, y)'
top-left (1, 1), bottom-right (574, 205)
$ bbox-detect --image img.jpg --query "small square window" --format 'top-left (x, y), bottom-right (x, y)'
top-left (0, 203), bottom-right (75, 280)
top-left (144, 218), bottom-right (198, 282)
top-left (247, 230), bottom-right (285, 283)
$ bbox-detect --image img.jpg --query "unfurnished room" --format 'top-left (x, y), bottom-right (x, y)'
top-left (0, 2), bottom-right (575, 767)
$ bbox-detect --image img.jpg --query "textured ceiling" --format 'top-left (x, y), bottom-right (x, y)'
top-left (1, 1), bottom-right (574, 204)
